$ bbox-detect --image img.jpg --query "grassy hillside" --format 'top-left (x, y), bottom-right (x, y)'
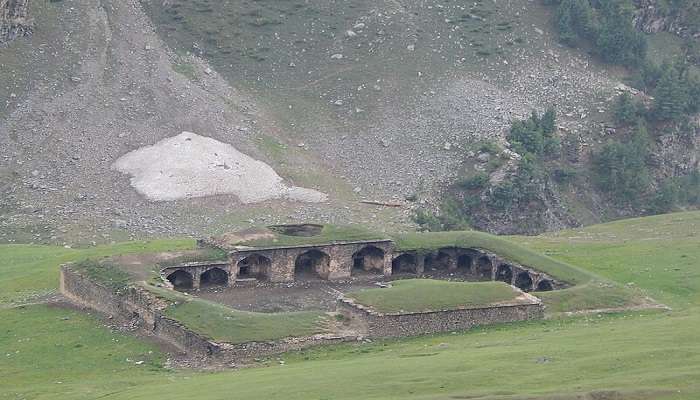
top-left (0, 240), bottom-right (195, 306)
top-left (1, 212), bottom-right (700, 399)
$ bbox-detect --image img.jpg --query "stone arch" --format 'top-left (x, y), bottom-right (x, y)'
top-left (167, 270), bottom-right (193, 290)
top-left (536, 279), bottom-right (554, 292)
top-left (457, 254), bottom-right (473, 271)
top-left (392, 253), bottom-right (417, 274)
top-left (477, 256), bottom-right (493, 279)
top-left (515, 272), bottom-right (534, 291)
top-left (352, 245), bottom-right (385, 275)
top-left (424, 250), bottom-right (452, 271)
top-left (200, 267), bottom-right (228, 287)
top-left (295, 249), bottom-right (330, 280)
top-left (495, 264), bottom-right (514, 284)
top-left (237, 254), bottom-right (272, 280)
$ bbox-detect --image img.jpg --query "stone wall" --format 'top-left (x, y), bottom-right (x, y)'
top-left (160, 240), bottom-right (396, 286)
top-left (163, 242), bottom-right (564, 292)
top-left (391, 247), bottom-right (562, 292)
top-left (61, 265), bottom-right (220, 355)
top-left (60, 264), bottom-right (354, 360)
top-left (161, 261), bottom-right (232, 289)
top-left (338, 296), bottom-right (544, 338)
top-left (230, 240), bottom-right (395, 282)
top-left (0, 0), bottom-right (31, 44)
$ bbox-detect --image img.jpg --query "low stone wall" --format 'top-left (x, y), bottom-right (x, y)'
top-left (338, 297), bottom-right (544, 338)
top-left (60, 264), bottom-right (353, 361)
top-left (60, 265), bottom-right (217, 354)
top-left (60, 266), bottom-right (158, 327)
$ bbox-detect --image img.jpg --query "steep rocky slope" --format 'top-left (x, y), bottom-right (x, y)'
top-left (0, 0), bottom-right (31, 43)
top-left (0, 0), bottom-right (697, 243)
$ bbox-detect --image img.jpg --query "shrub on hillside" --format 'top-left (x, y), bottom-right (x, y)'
top-left (507, 109), bottom-right (560, 157)
top-left (613, 92), bottom-right (644, 126)
top-left (549, 0), bottom-right (647, 66)
top-left (457, 173), bottom-right (489, 190)
top-left (592, 123), bottom-right (651, 204)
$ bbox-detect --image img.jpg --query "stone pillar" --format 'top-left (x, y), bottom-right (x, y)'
top-left (192, 269), bottom-right (201, 289)
top-left (415, 254), bottom-right (425, 275)
top-left (270, 250), bottom-right (294, 282)
top-left (228, 260), bottom-right (238, 287)
top-left (445, 249), bottom-right (458, 271)
top-left (382, 253), bottom-right (392, 277)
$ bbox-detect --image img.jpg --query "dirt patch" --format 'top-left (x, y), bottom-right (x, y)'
top-left (109, 250), bottom-right (201, 281)
top-left (193, 269), bottom-right (494, 313)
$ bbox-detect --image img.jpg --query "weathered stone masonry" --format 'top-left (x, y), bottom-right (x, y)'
top-left (60, 265), bottom-right (352, 360)
top-left (338, 295), bottom-right (544, 338)
top-left (163, 240), bottom-right (562, 292)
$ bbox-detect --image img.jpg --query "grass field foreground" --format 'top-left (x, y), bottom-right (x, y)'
top-left (2, 212), bottom-right (700, 399)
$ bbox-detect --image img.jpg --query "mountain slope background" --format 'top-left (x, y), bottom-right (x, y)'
top-left (0, 0), bottom-right (698, 243)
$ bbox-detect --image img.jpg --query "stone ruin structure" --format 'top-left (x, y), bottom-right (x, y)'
top-left (60, 233), bottom-right (563, 362)
top-left (161, 239), bottom-right (560, 293)
top-left (0, 0), bottom-right (31, 44)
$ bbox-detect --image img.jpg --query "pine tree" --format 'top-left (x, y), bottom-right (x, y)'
top-left (613, 93), bottom-right (639, 125)
top-left (653, 64), bottom-right (689, 121)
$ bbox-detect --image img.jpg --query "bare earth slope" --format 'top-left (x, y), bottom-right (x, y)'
top-left (0, 0), bottom-right (641, 243)
top-left (0, 0), bottom-right (379, 243)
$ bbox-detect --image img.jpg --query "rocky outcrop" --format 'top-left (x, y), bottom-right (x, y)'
top-left (0, 0), bottom-right (31, 43)
top-left (633, 0), bottom-right (699, 37)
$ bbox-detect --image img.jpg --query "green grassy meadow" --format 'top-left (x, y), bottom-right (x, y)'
top-left (348, 280), bottom-right (523, 313)
top-left (163, 298), bottom-right (326, 344)
top-left (1, 212), bottom-right (700, 399)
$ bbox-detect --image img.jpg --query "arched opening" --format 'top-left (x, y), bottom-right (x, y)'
top-left (477, 256), bottom-right (493, 279)
top-left (495, 264), bottom-right (513, 284)
top-left (515, 272), bottom-right (534, 291)
top-left (295, 249), bottom-right (330, 280)
top-left (392, 253), bottom-right (417, 274)
top-left (237, 254), bottom-right (272, 280)
top-left (167, 270), bottom-right (193, 290)
top-left (352, 246), bottom-right (385, 275)
top-left (457, 254), bottom-right (473, 271)
top-left (536, 279), bottom-right (553, 292)
top-left (200, 267), bottom-right (228, 287)
top-left (424, 251), bottom-right (451, 272)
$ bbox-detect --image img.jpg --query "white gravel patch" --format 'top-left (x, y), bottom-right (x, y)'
top-left (113, 132), bottom-right (328, 203)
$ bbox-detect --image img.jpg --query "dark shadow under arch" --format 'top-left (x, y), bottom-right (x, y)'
top-left (457, 254), bottom-right (473, 271)
top-left (352, 246), bottom-right (385, 275)
top-left (295, 249), bottom-right (330, 280)
top-left (167, 270), bottom-right (193, 290)
top-left (477, 256), bottom-right (493, 279)
top-left (392, 253), bottom-right (417, 274)
top-left (238, 254), bottom-right (272, 280)
top-left (496, 264), bottom-right (513, 284)
top-left (200, 267), bottom-right (228, 287)
top-left (536, 279), bottom-right (553, 292)
top-left (515, 272), bottom-right (534, 291)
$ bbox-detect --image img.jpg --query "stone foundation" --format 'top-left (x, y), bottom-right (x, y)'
top-left (60, 264), bottom-right (353, 361)
top-left (337, 295), bottom-right (544, 338)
